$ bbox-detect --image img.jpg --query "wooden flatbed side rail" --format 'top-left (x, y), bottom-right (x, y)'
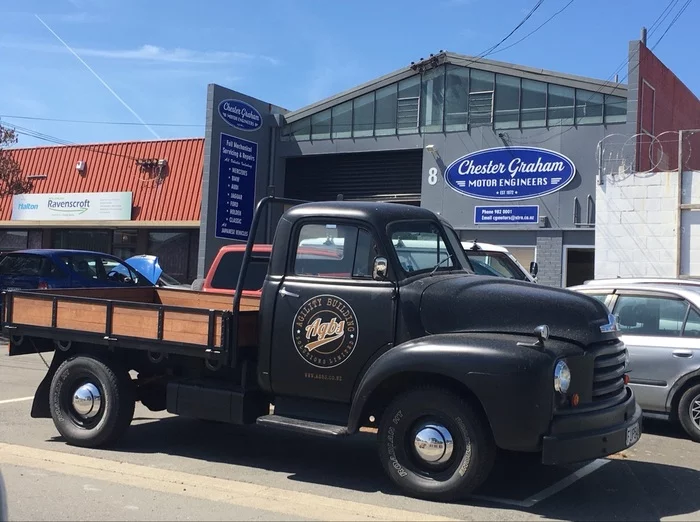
top-left (3, 290), bottom-right (235, 359)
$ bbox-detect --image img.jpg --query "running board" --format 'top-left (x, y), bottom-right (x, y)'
top-left (256, 414), bottom-right (349, 437)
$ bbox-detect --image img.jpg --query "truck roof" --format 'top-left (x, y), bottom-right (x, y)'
top-left (284, 201), bottom-right (441, 228)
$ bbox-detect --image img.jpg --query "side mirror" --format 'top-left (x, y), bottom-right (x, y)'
top-left (373, 257), bottom-right (388, 281)
top-left (529, 261), bottom-right (539, 276)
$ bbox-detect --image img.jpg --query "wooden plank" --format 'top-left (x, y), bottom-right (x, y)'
top-left (12, 296), bottom-right (53, 327)
top-left (39, 287), bottom-right (156, 303)
top-left (56, 302), bottom-right (107, 333)
top-left (162, 310), bottom-right (210, 346)
top-left (156, 288), bottom-right (260, 312)
top-left (111, 306), bottom-right (158, 339)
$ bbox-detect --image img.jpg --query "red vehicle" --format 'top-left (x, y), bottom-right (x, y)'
top-left (198, 243), bottom-right (343, 295)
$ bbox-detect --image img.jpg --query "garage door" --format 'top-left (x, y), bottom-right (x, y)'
top-left (284, 149), bottom-right (422, 202)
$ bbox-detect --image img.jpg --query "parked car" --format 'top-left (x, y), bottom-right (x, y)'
top-left (570, 281), bottom-right (700, 442)
top-left (461, 240), bottom-right (537, 282)
top-left (0, 249), bottom-right (153, 291)
top-left (124, 254), bottom-right (190, 289)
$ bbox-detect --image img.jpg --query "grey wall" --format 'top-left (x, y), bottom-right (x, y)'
top-left (198, 84), bottom-right (287, 277)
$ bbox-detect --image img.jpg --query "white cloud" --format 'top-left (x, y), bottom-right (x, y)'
top-left (2, 42), bottom-right (279, 65)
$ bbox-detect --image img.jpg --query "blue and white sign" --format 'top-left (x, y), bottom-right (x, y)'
top-left (444, 146), bottom-right (576, 201)
top-left (215, 133), bottom-right (257, 240)
top-left (218, 99), bottom-right (263, 132)
top-left (474, 205), bottom-right (539, 225)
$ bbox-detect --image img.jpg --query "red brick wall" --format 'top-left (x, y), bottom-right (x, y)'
top-left (637, 43), bottom-right (700, 171)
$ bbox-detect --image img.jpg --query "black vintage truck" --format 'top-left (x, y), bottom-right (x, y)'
top-left (3, 197), bottom-right (642, 501)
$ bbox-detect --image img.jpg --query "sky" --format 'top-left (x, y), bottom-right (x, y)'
top-left (1, 0), bottom-right (698, 147)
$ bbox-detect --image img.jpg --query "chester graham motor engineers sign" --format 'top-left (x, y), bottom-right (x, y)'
top-left (444, 146), bottom-right (576, 201)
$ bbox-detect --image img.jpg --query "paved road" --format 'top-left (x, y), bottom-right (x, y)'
top-left (1, 351), bottom-right (699, 521)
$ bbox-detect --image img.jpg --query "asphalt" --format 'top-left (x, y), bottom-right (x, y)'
top-left (1, 350), bottom-right (699, 521)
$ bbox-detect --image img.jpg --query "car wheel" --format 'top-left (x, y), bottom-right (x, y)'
top-left (49, 355), bottom-right (135, 447)
top-left (678, 383), bottom-right (700, 443)
top-left (377, 387), bottom-right (495, 502)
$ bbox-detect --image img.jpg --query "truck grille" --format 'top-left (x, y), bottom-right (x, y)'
top-left (592, 342), bottom-right (627, 402)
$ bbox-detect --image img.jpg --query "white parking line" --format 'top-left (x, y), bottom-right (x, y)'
top-left (473, 458), bottom-right (610, 508)
top-left (0, 396), bottom-right (33, 405)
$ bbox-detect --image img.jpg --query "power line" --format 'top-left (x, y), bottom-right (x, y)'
top-left (2, 121), bottom-right (141, 162)
top-left (489, 0), bottom-right (575, 56)
top-left (651, 0), bottom-right (693, 50)
top-left (462, 0), bottom-right (547, 67)
top-left (0, 115), bottom-right (204, 128)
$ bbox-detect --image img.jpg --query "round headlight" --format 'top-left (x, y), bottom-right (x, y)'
top-left (554, 360), bottom-right (571, 394)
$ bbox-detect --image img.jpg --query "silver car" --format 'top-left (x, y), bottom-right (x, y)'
top-left (570, 282), bottom-right (700, 442)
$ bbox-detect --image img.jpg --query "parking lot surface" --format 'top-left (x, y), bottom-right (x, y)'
top-left (1, 350), bottom-right (699, 521)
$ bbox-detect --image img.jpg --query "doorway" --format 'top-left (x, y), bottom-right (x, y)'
top-left (563, 247), bottom-right (594, 287)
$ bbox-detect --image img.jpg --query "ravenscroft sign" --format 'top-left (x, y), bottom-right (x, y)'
top-left (444, 146), bottom-right (576, 201)
top-left (11, 192), bottom-right (132, 221)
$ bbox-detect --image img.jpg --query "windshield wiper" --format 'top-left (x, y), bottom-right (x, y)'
top-left (430, 254), bottom-right (453, 275)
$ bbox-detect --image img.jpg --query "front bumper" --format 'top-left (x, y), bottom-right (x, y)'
top-left (542, 388), bottom-right (642, 465)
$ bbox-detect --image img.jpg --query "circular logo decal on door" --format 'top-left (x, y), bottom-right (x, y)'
top-left (292, 295), bottom-right (359, 369)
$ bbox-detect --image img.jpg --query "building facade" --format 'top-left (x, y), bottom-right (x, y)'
top-left (1, 138), bottom-right (203, 283)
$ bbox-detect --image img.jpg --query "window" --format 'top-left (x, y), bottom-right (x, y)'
top-left (353, 92), bottom-right (374, 137)
top-left (464, 252), bottom-right (527, 280)
top-left (614, 295), bottom-right (688, 337)
top-left (388, 221), bottom-right (456, 275)
top-left (375, 84), bottom-right (398, 136)
top-left (60, 253), bottom-right (145, 286)
top-left (148, 231), bottom-right (193, 283)
top-left (290, 118), bottom-right (310, 140)
top-left (604, 95), bottom-right (627, 123)
top-left (0, 230), bottom-right (28, 252)
top-left (683, 308), bottom-right (700, 337)
top-left (469, 70), bottom-right (494, 127)
top-left (397, 76), bottom-right (420, 133)
top-left (547, 84), bottom-right (575, 126)
top-left (421, 66), bottom-right (445, 133)
top-left (210, 251), bottom-right (269, 291)
top-left (445, 65), bottom-right (469, 131)
top-left (331, 101), bottom-right (352, 139)
top-left (311, 109), bottom-right (331, 140)
top-left (495, 74), bottom-right (520, 129)
top-left (113, 229), bottom-right (137, 260)
top-left (575, 89), bottom-right (603, 125)
top-left (52, 229), bottom-right (110, 252)
top-left (294, 223), bottom-right (376, 278)
top-left (521, 79), bottom-right (547, 128)
top-left (0, 254), bottom-right (45, 276)
top-left (587, 294), bottom-right (610, 306)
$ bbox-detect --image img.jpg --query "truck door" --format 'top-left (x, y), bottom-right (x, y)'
top-left (269, 220), bottom-right (396, 403)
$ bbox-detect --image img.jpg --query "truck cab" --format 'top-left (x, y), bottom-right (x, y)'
top-left (4, 198), bottom-right (642, 503)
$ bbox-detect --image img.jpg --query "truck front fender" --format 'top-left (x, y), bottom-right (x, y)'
top-left (348, 332), bottom-right (560, 452)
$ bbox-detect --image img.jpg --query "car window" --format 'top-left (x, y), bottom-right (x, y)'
top-left (101, 257), bottom-right (141, 284)
top-left (0, 254), bottom-right (44, 276)
top-left (293, 224), bottom-right (356, 277)
top-left (587, 293), bottom-right (609, 305)
top-left (210, 251), bottom-right (269, 290)
top-left (387, 221), bottom-right (455, 275)
top-left (613, 295), bottom-right (688, 337)
top-left (465, 252), bottom-right (526, 280)
top-left (61, 255), bottom-right (100, 279)
top-left (683, 308), bottom-right (700, 337)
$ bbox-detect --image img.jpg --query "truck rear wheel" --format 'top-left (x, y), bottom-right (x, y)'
top-left (377, 387), bottom-right (495, 501)
top-left (49, 355), bottom-right (135, 448)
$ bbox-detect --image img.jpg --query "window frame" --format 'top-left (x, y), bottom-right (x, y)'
top-left (609, 290), bottom-right (700, 338)
top-left (287, 218), bottom-right (386, 281)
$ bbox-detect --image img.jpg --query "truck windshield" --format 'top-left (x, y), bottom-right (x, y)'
top-left (387, 221), bottom-right (457, 275)
top-left (464, 252), bottom-right (528, 280)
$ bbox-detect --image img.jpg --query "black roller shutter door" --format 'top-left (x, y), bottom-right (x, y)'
top-left (284, 149), bottom-right (422, 201)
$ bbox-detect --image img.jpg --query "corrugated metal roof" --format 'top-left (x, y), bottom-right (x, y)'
top-left (2, 137), bottom-right (204, 222)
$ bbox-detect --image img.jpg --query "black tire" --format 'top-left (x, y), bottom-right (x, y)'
top-left (377, 387), bottom-right (496, 502)
top-left (49, 355), bottom-right (135, 448)
top-left (678, 383), bottom-right (700, 443)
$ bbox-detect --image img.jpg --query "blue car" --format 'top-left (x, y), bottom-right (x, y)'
top-left (0, 249), bottom-right (154, 291)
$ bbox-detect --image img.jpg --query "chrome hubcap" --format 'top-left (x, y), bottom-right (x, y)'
top-left (72, 383), bottom-right (101, 419)
top-left (413, 423), bottom-right (453, 464)
top-left (691, 396), bottom-right (700, 429)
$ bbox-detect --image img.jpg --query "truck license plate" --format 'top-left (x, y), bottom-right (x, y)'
top-left (626, 422), bottom-right (640, 447)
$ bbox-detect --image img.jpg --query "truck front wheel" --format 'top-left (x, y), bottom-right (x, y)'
top-left (49, 355), bottom-right (135, 448)
top-left (377, 387), bottom-right (495, 501)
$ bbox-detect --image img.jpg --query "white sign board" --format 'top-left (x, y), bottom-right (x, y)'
top-left (11, 192), bottom-right (132, 221)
